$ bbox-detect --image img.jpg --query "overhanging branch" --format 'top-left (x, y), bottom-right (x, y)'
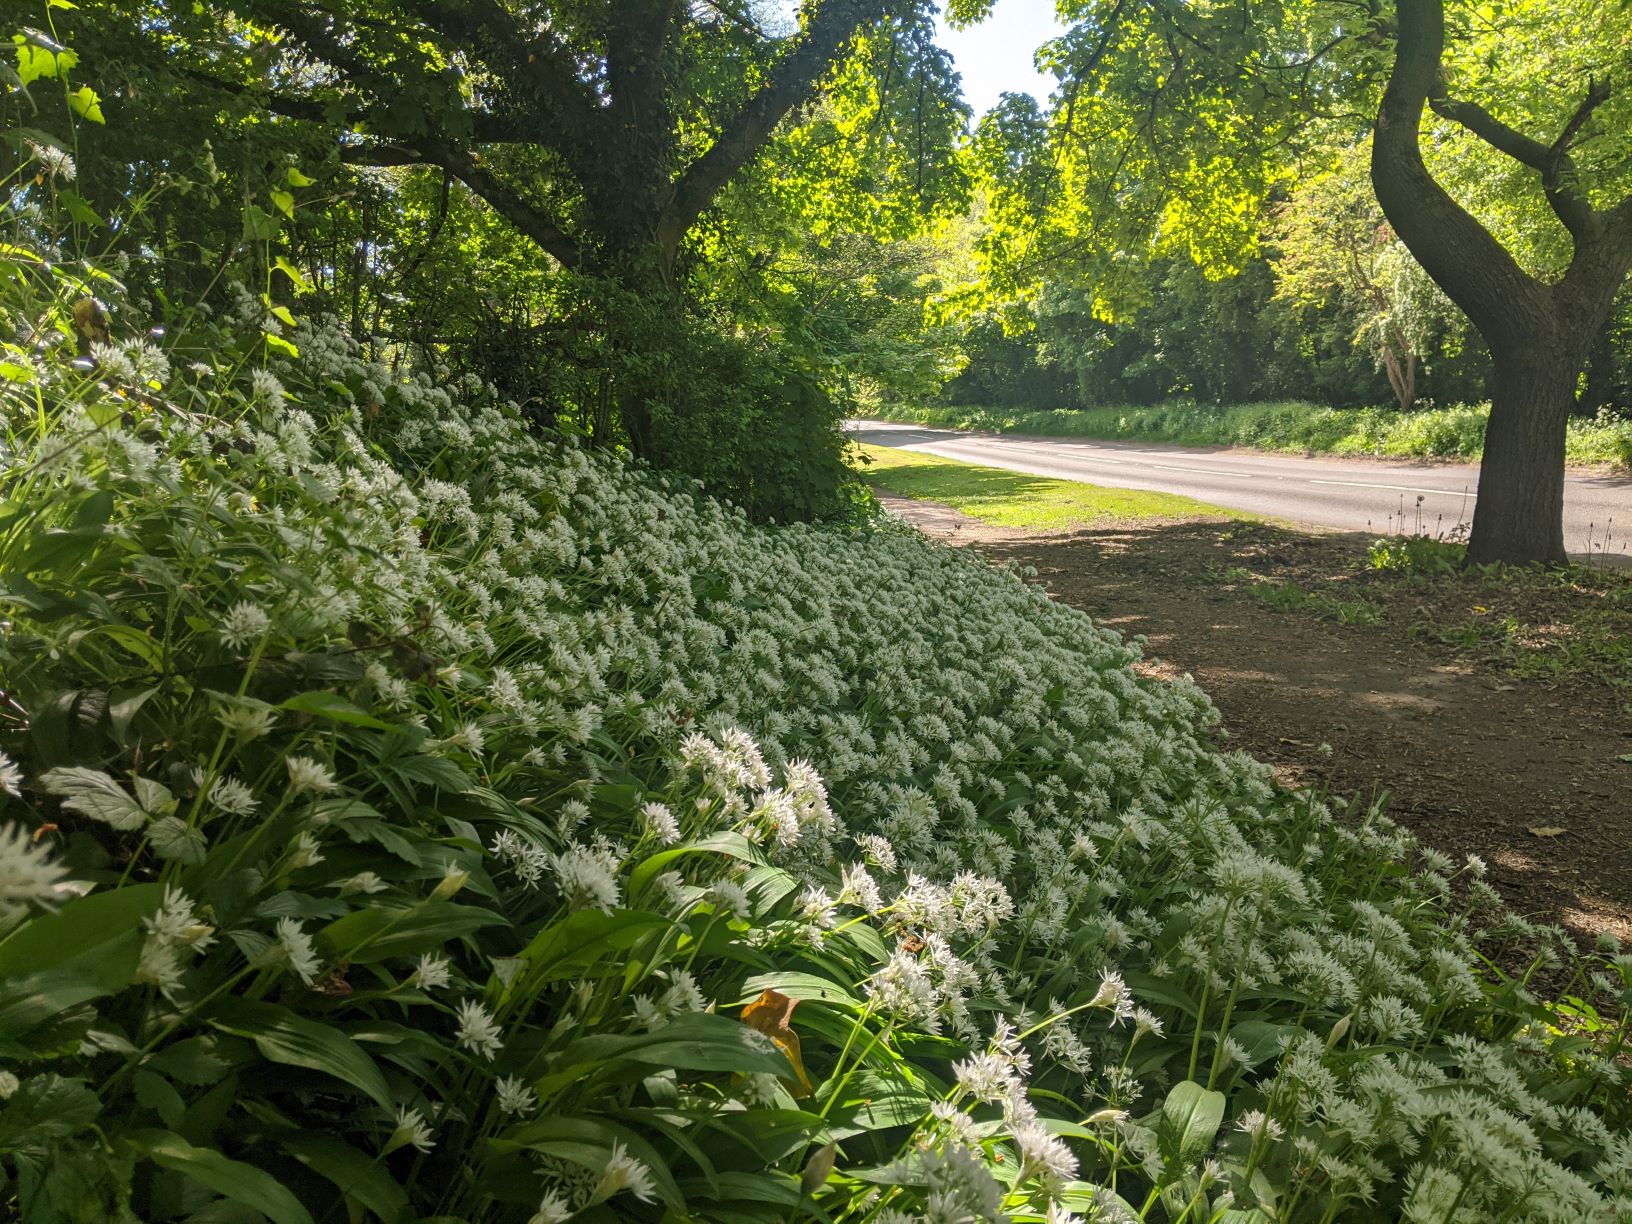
top-left (660, 0), bottom-right (885, 254)
top-left (342, 142), bottom-right (581, 269)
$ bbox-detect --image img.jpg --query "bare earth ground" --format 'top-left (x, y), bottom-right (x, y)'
top-left (876, 491), bottom-right (1632, 950)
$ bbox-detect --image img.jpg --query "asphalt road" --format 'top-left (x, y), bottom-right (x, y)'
top-left (848, 419), bottom-right (1632, 562)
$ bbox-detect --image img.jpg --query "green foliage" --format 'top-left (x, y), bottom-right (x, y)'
top-left (1366, 536), bottom-right (1465, 575)
top-left (867, 400), bottom-right (1632, 466)
top-left (623, 302), bottom-right (868, 524)
top-left (7, 216), bottom-right (1632, 1221)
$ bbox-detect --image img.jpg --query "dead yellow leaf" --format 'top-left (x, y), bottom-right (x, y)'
top-left (1526, 826), bottom-right (1567, 838)
top-left (740, 988), bottom-right (814, 1098)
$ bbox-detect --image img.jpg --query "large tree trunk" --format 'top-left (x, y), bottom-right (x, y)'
top-left (1467, 346), bottom-right (1577, 566)
top-left (1370, 0), bottom-right (1632, 566)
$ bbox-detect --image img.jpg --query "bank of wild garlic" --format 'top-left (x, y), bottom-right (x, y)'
top-left (1, 257), bottom-right (1630, 1222)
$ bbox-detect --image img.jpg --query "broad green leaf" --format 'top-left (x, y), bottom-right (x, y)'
top-left (1157, 1080), bottom-right (1226, 1170)
top-left (269, 189), bottom-right (295, 218)
top-left (0, 883), bottom-right (161, 976)
top-left (273, 255), bottom-right (311, 293)
top-left (628, 831), bottom-right (764, 899)
top-left (128, 1129), bottom-right (314, 1224)
top-left (517, 908), bottom-right (669, 983)
top-left (286, 166), bottom-right (316, 187)
top-left (493, 1117), bottom-right (684, 1211)
top-left (280, 690), bottom-right (394, 729)
top-left (318, 900), bottom-right (507, 963)
top-left (207, 999), bottom-right (393, 1109)
top-left (279, 1131), bottom-right (407, 1222)
top-left (0, 930), bottom-right (143, 1042)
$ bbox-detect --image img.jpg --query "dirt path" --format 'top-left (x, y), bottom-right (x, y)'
top-left (878, 491), bottom-right (1632, 949)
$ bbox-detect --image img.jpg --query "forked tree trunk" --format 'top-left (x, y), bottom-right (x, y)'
top-left (1372, 0), bottom-right (1632, 566)
top-left (1467, 346), bottom-right (1577, 565)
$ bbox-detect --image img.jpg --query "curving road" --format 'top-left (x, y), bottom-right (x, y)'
top-left (848, 419), bottom-right (1632, 563)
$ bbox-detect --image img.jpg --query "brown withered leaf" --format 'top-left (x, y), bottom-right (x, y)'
top-left (740, 988), bottom-right (814, 1098)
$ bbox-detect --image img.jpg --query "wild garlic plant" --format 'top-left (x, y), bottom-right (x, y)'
top-left (1, 226), bottom-right (1629, 1223)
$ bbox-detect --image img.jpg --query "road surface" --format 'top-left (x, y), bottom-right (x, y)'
top-left (848, 419), bottom-right (1632, 562)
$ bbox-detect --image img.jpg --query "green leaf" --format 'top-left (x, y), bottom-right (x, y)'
top-left (493, 1117), bottom-right (684, 1211)
top-left (628, 831), bottom-right (764, 899)
top-left (128, 1129), bottom-right (314, 1224)
top-left (207, 999), bottom-right (393, 1109)
top-left (269, 189), bottom-right (296, 218)
top-left (517, 908), bottom-right (669, 984)
top-left (1157, 1080), bottom-right (1225, 1171)
top-left (0, 883), bottom-right (161, 976)
top-left (285, 166), bottom-right (316, 187)
top-left (280, 690), bottom-right (393, 729)
top-left (279, 1131), bottom-right (407, 1222)
top-left (241, 204), bottom-right (280, 243)
top-left (270, 303), bottom-right (299, 329)
top-left (265, 332), bottom-right (299, 358)
top-left (318, 900), bottom-right (507, 963)
top-left (39, 767), bottom-right (150, 831)
top-left (272, 255), bottom-right (311, 294)
top-left (58, 189), bottom-right (101, 227)
top-left (0, 927), bottom-right (143, 1044)
top-left (66, 85), bottom-right (103, 123)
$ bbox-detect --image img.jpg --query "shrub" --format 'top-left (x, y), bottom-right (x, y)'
top-left (868, 400), bottom-right (1632, 466)
top-left (3, 237), bottom-right (1631, 1221)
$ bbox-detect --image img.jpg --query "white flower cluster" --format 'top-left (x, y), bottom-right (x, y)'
top-left (6, 306), bottom-right (1626, 1219)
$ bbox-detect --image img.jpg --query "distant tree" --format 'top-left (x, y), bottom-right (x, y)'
top-left (1274, 142), bottom-right (1464, 412)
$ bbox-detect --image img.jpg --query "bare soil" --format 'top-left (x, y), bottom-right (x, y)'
top-left (877, 491), bottom-right (1632, 949)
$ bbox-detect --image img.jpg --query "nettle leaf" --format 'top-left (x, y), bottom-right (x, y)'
top-left (147, 816), bottom-right (207, 864)
top-left (40, 767), bottom-right (161, 831)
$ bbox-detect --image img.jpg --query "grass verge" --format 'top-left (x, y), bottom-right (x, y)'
top-left (866, 400), bottom-right (1632, 466)
top-left (854, 441), bottom-right (1254, 531)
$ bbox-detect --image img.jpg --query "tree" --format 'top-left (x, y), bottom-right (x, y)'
top-left (973, 0), bottom-right (1631, 564)
top-left (1275, 141), bottom-right (1464, 413)
top-left (1371, 0), bottom-right (1632, 564)
top-left (89, 0), bottom-right (970, 450)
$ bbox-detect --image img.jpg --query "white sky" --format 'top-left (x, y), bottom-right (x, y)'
top-left (770, 1), bottom-right (1067, 117)
top-left (934, 0), bottom-right (1066, 116)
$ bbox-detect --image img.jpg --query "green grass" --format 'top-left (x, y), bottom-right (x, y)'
top-left (866, 400), bottom-right (1632, 466)
top-left (854, 442), bottom-right (1253, 530)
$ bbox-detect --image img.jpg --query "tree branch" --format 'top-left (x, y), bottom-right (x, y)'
top-left (414, 0), bottom-right (606, 181)
top-left (659, 0), bottom-right (887, 256)
top-left (1372, 0), bottom-right (1543, 348)
top-left (1428, 90), bottom-right (1550, 171)
top-left (342, 142), bottom-right (580, 269)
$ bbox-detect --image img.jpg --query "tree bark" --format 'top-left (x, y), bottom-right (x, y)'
top-left (1467, 345), bottom-right (1577, 565)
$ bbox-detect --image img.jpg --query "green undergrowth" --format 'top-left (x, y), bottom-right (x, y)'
top-left (1372, 542), bottom-right (1632, 704)
top-left (866, 401), bottom-right (1632, 467)
top-left (855, 443), bottom-right (1252, 531)
top-left (4, 236), bottom-right (1632, 1221)
top-left (1207, 529), bottom-right (1632, 704)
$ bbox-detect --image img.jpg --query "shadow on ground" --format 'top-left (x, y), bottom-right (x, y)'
top-left (879, 491), bottom-right (1632, 952)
